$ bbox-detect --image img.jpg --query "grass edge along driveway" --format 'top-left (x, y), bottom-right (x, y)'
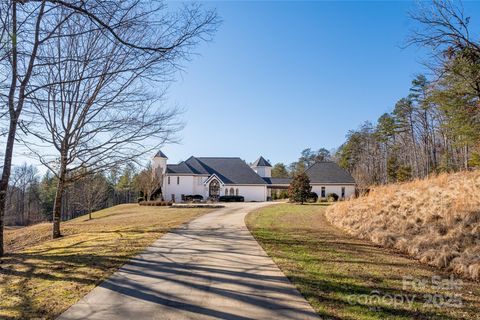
top-left (245, 203), bottom-right (480, 320)
top-left (0, 204), bottom-right (213, 320)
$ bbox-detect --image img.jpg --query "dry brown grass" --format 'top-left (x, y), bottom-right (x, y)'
top-left (247, 203), bottom-right (480, 319)
top-left (326, 171), bottom-right (480, 281)
top-left (0, 204), bottom-right (212, 319)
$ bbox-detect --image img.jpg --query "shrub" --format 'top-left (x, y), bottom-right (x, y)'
top-left (279, 190), bottom-right (289, 199)
top-left (218, 195), bottom-right (244, 202)
top-left (139, 200), bottom-right (172, 206)
top-left (307, 192), bottom-right (318, 203)
top-left (272, 190), bottom-right (289, 200)
top-left (327, 193), bottom-right (339, 202)
top-left (137, 196), bottom-right (145, 203)
top-left (184, 194), bottom-right (204, 202)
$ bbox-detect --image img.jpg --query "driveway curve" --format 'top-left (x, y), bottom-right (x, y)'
top-left (59, 202), bottom-right (319, 320)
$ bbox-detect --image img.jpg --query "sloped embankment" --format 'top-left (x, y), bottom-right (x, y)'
top-left (326, 171), bottom-right (480, 280)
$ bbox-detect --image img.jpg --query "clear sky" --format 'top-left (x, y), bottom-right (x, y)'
top-left (12, 1), bottom-right (480, 171)
top-left (161, 0), bottom-right (445, 166)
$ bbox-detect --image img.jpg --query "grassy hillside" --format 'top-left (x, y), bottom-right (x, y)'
top-left (246, 204), bottom-right (480, 319)
top-left (0, 204), bottom-right (212, 319)
top-left (326, 171), bottom-right (480, 281)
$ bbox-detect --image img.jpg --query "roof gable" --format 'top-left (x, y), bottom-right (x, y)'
top-left (203, 173), bottom-right (226, 186)
top-left (252, 156), bottom-right (272, 167)
top-left (305, 162), bottom-right (355, 184)
top-left (154, 150), bottom-right (168, 158)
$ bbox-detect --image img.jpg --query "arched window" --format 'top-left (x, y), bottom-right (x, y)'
top-left (230, 187), bottom-right (234, 196)
top-left (209, 179), bottom-right (220, 198)
top-left (236, 188), bottom-right (239, 196)
top-left (225, 188), bottom-right (229, 196)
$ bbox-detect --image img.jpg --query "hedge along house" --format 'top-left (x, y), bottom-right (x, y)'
top-left (153, 151), bottom-right (269, 202)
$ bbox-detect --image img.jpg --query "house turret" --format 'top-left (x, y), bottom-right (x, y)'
top-left (251, 156), bottom-right (272, 178)
top-left (152, 150), bottom-right (168, 176)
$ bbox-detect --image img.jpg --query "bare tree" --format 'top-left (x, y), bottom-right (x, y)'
top-left (73, 173), bottom-right (110, 220)
top-left (407, 0), bottom-right (480, 97)
top-left (7, 163), bottom-right (38, 225)
top-left (0, 1), bottom-right (51, 255)
top-left (0, 1), bottom-right (217, 254)
top-left (23, 5), bottom-right (216, 238)
top-left (135, 164), bottom-right (162, 201)
top-left (407, 0), bottom-right (477, 55)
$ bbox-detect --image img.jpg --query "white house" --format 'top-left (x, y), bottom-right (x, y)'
top-left (304, 162), bottom-right (356, 199)
top-left (152, 151), bottom-right (355, 202)
top-left (263, 162), bottom-right (356, 200)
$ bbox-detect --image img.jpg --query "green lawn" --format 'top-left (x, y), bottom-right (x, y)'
top-left (0, 204), bottom-right (212, 320)
top-left (246, 203), bottom-right (480, 320)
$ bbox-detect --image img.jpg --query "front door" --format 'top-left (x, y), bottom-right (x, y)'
top-left (209, 179), bottom-right (220, 199)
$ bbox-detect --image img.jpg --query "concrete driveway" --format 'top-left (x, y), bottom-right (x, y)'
top-left (58, 202), bottom-right (319, 320)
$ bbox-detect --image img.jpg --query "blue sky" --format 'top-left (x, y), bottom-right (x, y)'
top-left (161, 0), bottom-right (443, 166)
top-left (13, 1), bottom-right (480, 171)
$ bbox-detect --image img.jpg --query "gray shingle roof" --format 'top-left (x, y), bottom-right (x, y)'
top-left (165, 162), bottom-right (193, 174)
top-left (263, 177), bottom-right (292, 185)
top-left (305, 162), bottom-right (355, 184)
top-left (154, 150), bottom-right (168, 158)
top-left (166, 157), bottom-right (267, 185)
top-left (252, 156), bottom-right (272, 167)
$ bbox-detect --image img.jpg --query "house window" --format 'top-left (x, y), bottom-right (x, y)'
top-left (341, 187), bottom-right (345, 198)
top-left (230, 187), bottom-right (234, 195)
top-left (209, 179), bottom-right (220, 198)
top-left (171, 194), bottom-right (175, 202)
top-left (236, 188), bottom-right (239, 196)
top-left (321, 187), bottom-right (326, 198)
top-left (225, 188), bottom-right (229, 196)
top-left (181, 194), bottom-right (185, 201)
top-left (168, 176), bottom-right (170, 185)
top-left (177, 176), bottom-right (180, 185)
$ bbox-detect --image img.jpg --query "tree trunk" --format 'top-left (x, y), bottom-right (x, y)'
top-left (0, 118), bottom-right (18, 256)
top-left (0, 0), bottom-right (45, 254)
top-left (52, 177), bottom-right (65, 238)
top-left (0, 1), bottom-right (19, 257)
top-left (52, 158), bottom-right (67, 238)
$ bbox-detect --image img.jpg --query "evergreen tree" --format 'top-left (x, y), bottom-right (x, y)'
top-left (288, 172), bottom-right (312, 204)
top-left (386, 156), bottom-right (399, 183)
top-left (396, 166), bottom-right (412, 182)
top-left (271, 163), bottom-right (289, 178)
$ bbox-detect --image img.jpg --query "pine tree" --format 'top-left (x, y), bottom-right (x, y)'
top-left (271, 163), bottom-right (290, 178)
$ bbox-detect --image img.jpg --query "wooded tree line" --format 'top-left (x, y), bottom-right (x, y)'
top-left (336, 0), bottom-right (480, 189)
top-left (4, 162), bottom-right (151, 226)
top-left (0, 0), bottom-right (218, 255)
